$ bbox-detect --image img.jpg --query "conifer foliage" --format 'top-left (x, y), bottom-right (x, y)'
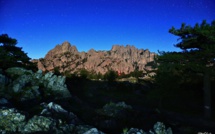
top-left (0, 34), bottom-right (36, 70)
top-left (157, 20), bottom-right (215, 118)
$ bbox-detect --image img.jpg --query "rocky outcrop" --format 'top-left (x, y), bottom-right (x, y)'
top-left (0, 108), bottom-right (26, 132)
top-left (124, 122), bottom-right (173, 134)
top-left (97, 101), bottom-right (132, 118)
top-left (152, 122), bottom-right (173, 134)
top-left (0, 99), bottom-right (173, 134)
top-left (40, 102), bottom-right (80, 124)
top-left (36, 42), bottom-right (156, 74)
top-left (1, 67), bottom-right (71, 101)
top-left (94, 102), bottom-right (133, 131)
top-left (0, 101), bottom-right (105, 134)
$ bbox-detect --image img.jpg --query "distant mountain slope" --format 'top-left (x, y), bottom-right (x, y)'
top-left (35, 41), bottom-right (156, 74)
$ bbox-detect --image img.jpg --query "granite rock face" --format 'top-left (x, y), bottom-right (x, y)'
top-left (36, 42), bottom-right (156, 74)
top-left (23, 115), bottom-right (56, 133)
top-left (0, 108), bottom-right (26, 133)
top-left (0, 100), bottom-right (105, 134)
top-left (40, 102), bottom-right (80, 124)
top-left (1, 67), bottom-right (71, 101)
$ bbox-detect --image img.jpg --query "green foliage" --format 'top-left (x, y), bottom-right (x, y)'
top-left (129, 70), bottom-right (143, 78)
top-left (79, 68), bottom-right (89, 79)
top-left (155, 20), bottom-right (215, 118)
top-left (0, 34), bottom-right (36, 70)
top-left (169, 20), bottom-right (215, 51)
top-left (104, 70), bottom-right (118, 82)
top-left (87, 71), bottom-right (104, 80)
top-left (156, 20), bottom-right (215, 86)
top-left (53, 67), bottom-right (61, 75)
top-left (96, 72), bottom-right (103, 80)
top-left (0, 34), bottom-right (17, 46)
top-left (97, 101), bottom-right (132, 117)
top-left (168, 20), bottom-right (215, 70)
top-left (122, 128), bottom-right (128, 134)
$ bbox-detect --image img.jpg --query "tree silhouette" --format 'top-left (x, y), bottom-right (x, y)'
top-left (0, 34), bottom-right (36, 70)
top-left (157, 20), bottom-right (215, 118)
top-left (104, 70), bottom-right (118, 82)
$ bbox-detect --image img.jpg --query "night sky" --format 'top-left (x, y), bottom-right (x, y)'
top-left (1, 0), bottom-right (215, 59)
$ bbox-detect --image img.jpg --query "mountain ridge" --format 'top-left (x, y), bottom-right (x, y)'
top-left (35, 41), bottom-right (156, 75)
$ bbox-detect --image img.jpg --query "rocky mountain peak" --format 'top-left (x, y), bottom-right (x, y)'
top-left (44, 41), bottom-right (78, 59)
top-left (61, 41), bottom-right (72, 52)
top-left (60, 41), bottom-right (78, 54)
top-left (37, 42), bottom-right (156, 74)
top-left (88, 48), bottom-right (97, 55)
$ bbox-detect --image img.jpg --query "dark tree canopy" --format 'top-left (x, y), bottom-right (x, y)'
top-left (156, 20), bottom-right (215, 118)
top-left (0, 34), bottom-right (17, 46)
top-left (170, 20), bottom-right (215, 51)
top-left (159, 20), bottom-right (215, 71)
top-left (104, 70), bottom-right (118, 82)
top-left (0, 34), bottom-right (36, 70)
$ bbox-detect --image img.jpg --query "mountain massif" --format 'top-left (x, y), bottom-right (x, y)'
top-left (35, 42), bottom-right (156, 74)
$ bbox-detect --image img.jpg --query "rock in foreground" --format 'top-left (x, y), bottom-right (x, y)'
top-left (1, 67), bottom-right (71, 102)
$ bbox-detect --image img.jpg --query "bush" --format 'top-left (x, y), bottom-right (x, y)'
top-left (104, 70), bottom-right (118, 82)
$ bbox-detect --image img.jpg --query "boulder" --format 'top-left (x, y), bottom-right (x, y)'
top-left (83, 128), bottom-right (105, 134)
top-left (0, 108), bottom-right (26, 133)
top-left (124, 122), bottom-right (173, 134)
top-left (75, 125), bottom-right (105, 134)
top-left (10, 74), bottom-right (33, 93)
top-left (97, 101), bottom-right (132, 117)
top-left (125, 128), bottom-right (145, 134)
top-left (22, 115), bottom-right (57, 133)
top-left (150, 122), bottom-right (173, 134)
top-left (34, 69), bottom-right (43, 79)
top-left (96, 102), bottom-right (133, 131)
top-left (0, 103), bottom-right (105, 134)
top-left (40, 102), bottom-right (80, 124)
top-left (20, 86), bottom-right (41, 101)
top-left (0, 99), bottom-right (172, 134)
top-left (41, 72), bottom-right (71, 98)
top-left (2, 67), bottom-right (71, 101)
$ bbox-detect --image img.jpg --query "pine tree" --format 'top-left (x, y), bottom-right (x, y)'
top-left (157, 20), bottom-right (215, 118)
top-left (0, 34), bottom-right (36, 70)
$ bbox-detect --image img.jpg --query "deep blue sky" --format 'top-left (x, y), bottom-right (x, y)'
top-left (1, 0), bottom-right (215, 59)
